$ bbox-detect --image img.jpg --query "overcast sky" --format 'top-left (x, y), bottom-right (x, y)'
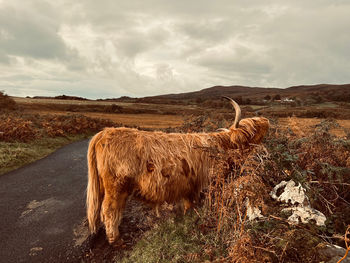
top-left (0, 0), bottom-right (349, 99)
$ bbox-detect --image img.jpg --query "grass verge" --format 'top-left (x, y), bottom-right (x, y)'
top-left (119, 212), bottom-right (226, 263)
top-left (0, 134), bottom-right (89, 175)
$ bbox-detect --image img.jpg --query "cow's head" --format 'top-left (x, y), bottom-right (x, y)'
top-left (222, 96), bottom-right (269, 147)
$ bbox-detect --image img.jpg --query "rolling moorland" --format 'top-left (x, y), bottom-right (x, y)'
top-left (1, 84), bottom-right (350, 262)
top-left (21, 83), bottom-right (350, 119)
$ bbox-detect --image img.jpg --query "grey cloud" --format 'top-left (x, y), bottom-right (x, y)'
top-left (177, 19), bottom-right (233, 44)
top-left (256, 3), bottom-right (350, 86)
top-left (114, 26), bottom-right (170, 58)
top-left (155, 63), bottom-right (174, 80)
top-left (202, 57), bottom-right (271, 75)
top-left (0, 1), bottom-right (83, 72)
top-left (191, 44), bottom-right (271, 76)
top-left (0, 50), bottom-right (10, 64)
top-left (1, 0), bottom-right (350, 98)
top-left (0, 3), bottom-right (65, 59)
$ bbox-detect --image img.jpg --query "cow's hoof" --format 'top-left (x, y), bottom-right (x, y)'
top-left (111, 238), bottom-right (124, 247)
top-left (108, 236), bottom-right (116, 244)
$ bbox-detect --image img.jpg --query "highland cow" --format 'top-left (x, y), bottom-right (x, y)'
top-left (86, 97), bottom-right (269, 243)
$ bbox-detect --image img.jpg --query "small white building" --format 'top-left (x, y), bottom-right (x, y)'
top-left (281, 98), bottom-right (295, 103)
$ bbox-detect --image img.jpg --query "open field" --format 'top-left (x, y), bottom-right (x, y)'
top-left (13, 97), bottom-right (202, 116)
top-left (13, 96), bottom-right (350, 120)
top-left (27, 110), bottom-right (184, 129)
top-left (22, 106), bottom-right (350, 133)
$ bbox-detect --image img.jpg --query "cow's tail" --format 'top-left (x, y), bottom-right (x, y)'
top-left (87, 131), bottom-right (103, 234)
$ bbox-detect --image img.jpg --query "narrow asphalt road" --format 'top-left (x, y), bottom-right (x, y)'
top-left (0, 139), bottom-right (91, 263)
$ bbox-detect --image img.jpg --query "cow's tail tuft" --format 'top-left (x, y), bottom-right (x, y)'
top-left (87, 132), bottom-right (103, 234)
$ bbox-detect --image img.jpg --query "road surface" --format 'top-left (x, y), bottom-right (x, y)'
top-left (0, 139), bottom-right (90, 262)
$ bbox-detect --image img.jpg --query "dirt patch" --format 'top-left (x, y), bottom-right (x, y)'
top-left (73, 219), bottom-right (90, 247)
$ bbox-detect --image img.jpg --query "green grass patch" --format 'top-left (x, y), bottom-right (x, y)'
top-left (315, 102), bottom-right (339, 108)
top-left (119, 213), bottom-right (227, 263)
top-left (0, 134), bottom-right (89, 175)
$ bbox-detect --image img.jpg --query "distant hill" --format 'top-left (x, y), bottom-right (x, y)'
top-left (127, 84), bottom-right (350, 104)
top-left (149, 85), bottom-right (281, 100)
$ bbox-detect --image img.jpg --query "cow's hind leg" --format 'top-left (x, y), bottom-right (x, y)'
top-left (101, 191), bottom-right (128, 244)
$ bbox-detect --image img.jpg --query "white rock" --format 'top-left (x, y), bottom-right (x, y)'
top-left (270, 180), bottom-right (307, 205)
top-left (282, 206), bottom-right (327, 226)
top-left (246, 199), bottom-right (263, 220)
top-left (271, 180), bottom-right (327, 226)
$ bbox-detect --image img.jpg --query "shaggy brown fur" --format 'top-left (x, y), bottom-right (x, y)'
top-left (86, 101), bottom-right (269, 244)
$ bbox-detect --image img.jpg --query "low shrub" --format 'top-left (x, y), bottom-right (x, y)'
top-left (0, 112), bottom-right (117, 142)
top-left (41, 114), bottom-right (116, 137)
top-left (0, 116), bottom-right (36, 142)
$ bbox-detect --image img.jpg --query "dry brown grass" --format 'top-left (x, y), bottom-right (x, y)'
top-left (278, 117), bottom-right (350, 137)
top-left (26, 110), bottom-right (183, 128)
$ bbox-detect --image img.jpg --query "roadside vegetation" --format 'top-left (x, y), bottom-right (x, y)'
top-left (0, 135), bottom-right (87, 175)
top-left (0, 91), bottom-right (118, 175)
top-left (117, 116), bottom-right (350, 263)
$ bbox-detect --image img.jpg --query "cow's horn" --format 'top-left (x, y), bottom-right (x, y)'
top-left (222, 96), bottom-right (241, 128)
